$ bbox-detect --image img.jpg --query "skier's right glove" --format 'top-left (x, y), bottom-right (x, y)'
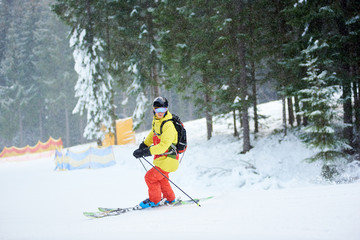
top-left (133, 147), bottom-right (151, 158)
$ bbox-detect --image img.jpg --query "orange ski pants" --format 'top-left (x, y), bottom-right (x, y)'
top-left (145, 166), bottom-right (175, 204)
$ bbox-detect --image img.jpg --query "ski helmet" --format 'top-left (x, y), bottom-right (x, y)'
top-left (153, 97), bottom-right (168, 108)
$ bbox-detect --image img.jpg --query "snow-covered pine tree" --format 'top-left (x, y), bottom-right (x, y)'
top-left (52, 0), bottom-right (117, 143)
top-left (71, 29), bottom-right (115, 141)
top-left (298, 38), bottom-right (349, 178)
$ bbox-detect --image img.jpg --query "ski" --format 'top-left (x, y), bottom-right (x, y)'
top-left (83, 205), bottom-right (142, 218)
top-left (98, 196), bottom-right (213, 212)
top-left (83, 196), bottom-right (213, 219)
top-left (171, 196), bottom-right (214, 206)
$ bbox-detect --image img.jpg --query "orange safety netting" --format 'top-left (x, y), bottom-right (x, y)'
top-left (0, 137), bottom-right (63, 158)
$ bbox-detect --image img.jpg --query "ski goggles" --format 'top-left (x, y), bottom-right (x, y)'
top-left (154, 107), bottom-right (167, 113)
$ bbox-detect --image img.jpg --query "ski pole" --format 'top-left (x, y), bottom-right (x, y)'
top-left (138, 158), bottom-right (148, 171)
top-left (141, 156), bottom-right (201, 207)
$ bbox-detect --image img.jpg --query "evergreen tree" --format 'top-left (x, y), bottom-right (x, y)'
top-left (211, 0), bottom-right (253, 150)
top-left (331, 0), bottom-right (360, 153)
top-left (298, 38), bottom-right (348, 177)
top-left (0, 0), bottom-right (12, 71)
top-left (0, 1), bottom-right (39, 146)
top-left (159, 0), bottom-right (226, 140)
top-left (109, 0), bottom-right (165, 130)
top-left (70, 28), bottom-right (115, 141)
top-left (0, 0), bottom-right (12, 136)
top-left (52, 0), bottom-right (116, 141)
top-left (33, 0), bottom-right (79, 147)
top-left (283, 0), bottom-right (360, 155)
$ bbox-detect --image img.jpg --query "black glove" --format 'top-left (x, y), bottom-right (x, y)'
top-left (139, 142), bottom-right (148, 150)
top-left (133, 147), bottom-right (151, 158)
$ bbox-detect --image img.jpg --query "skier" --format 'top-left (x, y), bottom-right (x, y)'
top-left (133, 97), bottom-right (179, 208)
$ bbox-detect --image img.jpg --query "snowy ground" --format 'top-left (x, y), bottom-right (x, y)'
top-left (1, 100), bottom-right (360, 240)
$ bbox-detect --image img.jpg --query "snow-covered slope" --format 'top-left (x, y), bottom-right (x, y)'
top-left (0, 100), bottom-right (359, 240)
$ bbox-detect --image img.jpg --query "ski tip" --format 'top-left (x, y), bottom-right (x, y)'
top-left (83, 212), bottom-right (96, 218)
top-left (98, 207), bottom-right (112, 212)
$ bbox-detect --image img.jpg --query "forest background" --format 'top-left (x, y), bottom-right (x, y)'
top-left (0, 0), bottom-right (359, 170)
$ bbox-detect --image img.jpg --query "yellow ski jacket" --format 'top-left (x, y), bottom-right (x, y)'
top-left (144, 111), bottom-right (179, 172)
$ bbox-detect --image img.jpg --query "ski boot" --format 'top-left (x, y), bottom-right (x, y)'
top-left (139, 198), bottom-right (160, 209)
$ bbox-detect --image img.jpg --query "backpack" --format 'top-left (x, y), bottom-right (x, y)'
top-left (160, 114), bottom-right (187, 154)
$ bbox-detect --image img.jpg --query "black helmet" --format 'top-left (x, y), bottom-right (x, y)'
top-left (153, 97), bottom-right (168, 108)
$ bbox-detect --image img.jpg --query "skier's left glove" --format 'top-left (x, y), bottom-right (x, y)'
top-left (138, 141), bottom-right (148, 150)
top-left (133, 147), bottom-right (151, 158)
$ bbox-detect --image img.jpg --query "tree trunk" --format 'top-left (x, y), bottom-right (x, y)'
top-left (205, 108), bottom-right (213, 140)
top-left (236, 23), bottom-right (251, 152)
top-left (251, 60), bottom-right (259, 133)
top-left (204, 76), bottom-right (213, 140)
top-left (248, 2), bottom-right (258, 135)
top-left (241, 100), bottom-right (251, 153)
top-left (294, 96), bottom-right (301, 126)
top-left (152, 66), bottom-right (160, 97)
top-left (356, 66), bottom-right (360, 132)
top-left (79, 116), bottom-right (85, 144)
top-left (239, 109), bottom-right (242, 128)
top-left (282, 95), bottom-right (287, 136)
top-left (287, 97), bottom-right (294, 127)
top-left (233, 110), bottom-right (238, 137)
top-left (351, 65), bottom-right (359, 153)
top-left (235, 1), bottom-right (251, 153)
top-left (353, 67), bottom-right (360, 131)
top-left (303, 115), bottom-right (308, 127)
top-left (343, 69), bottom-right (353, 145)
